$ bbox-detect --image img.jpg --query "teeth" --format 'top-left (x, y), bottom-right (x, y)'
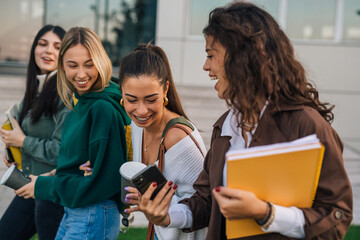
top-left (43, 57), bottom-right (51, 61)
top-left (210, 76), bottom-right (218, 80)
top-left (77, 80), bottom-right (88, 85)
top-left (135, 115), bottom-right (151, 122)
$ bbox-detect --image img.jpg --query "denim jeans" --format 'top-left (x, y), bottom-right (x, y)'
top-left (55, 200), bottom-right (120, 240)
top-left (0, 195), bottom-right (64, 240)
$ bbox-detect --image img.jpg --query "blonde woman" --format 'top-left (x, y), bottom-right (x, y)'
top-left (15, 27), bottom-right (131, 239)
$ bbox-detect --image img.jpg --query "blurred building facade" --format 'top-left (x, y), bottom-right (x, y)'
top-left (0, 0), bottom-right (360, 164)
top-left (156, 0), bottom-right (360, 153)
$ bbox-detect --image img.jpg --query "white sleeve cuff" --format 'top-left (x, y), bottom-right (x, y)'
top-left (262, 205), bottom-right (305, 238)
top-left (166, 203), bottom-right (193, 229)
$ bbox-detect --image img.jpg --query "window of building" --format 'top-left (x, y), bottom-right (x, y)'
top-left (0, 0), bottom-right (156, 67)
top-left (343, 0), bottom-right (360, 41)
top-left (189, 0), bottom-right (231, 35)
top-left (189, 0), bottom-right (279, 36)
top-left (188, 0), bottom-right (360, 44)
top-left (46, 0), bottom-right (157, 66)
top-left (250, 0), bottom-right (280, 22)
top-left (286, 0), bottom-right (336, 40)
top-left (0, 0), bottom-right (43, 63)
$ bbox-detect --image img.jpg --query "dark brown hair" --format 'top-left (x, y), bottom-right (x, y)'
top-left (118, 43), bottom-right (189, 119)
top-left (20, 25), bottom-right (66, 124)
top-left (203, 1), bottom-right (334, 125)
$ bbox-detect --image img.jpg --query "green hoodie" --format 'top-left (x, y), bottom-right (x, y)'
top-left (35, 81), bottom-right (131, 212)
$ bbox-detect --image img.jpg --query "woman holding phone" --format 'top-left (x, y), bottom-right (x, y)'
top-left (118, 43), bottom-right (208, 240)
top-left (134, 2), bottom-right (352, 239)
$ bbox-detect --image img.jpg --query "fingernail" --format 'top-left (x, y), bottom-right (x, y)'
top-left (87, 168), bottom-right (92, 171)
top-left (125, 194), bottom-right (130, 199)
top-left (215, 187), bottom-right (221, 192)
top-left (168, 181), bottom-right (173, 186)
top-left (173, 184), bottom-right (178, 190)
top-left (124, 209), bottom-right (129, 213)
top-left (125, 198), bottom-right (130, 202)
top-left (152, 182), bottom-right (157, 187)
top-left (124, 187), bottom-right (129, 191)
top-left (82, 163), bottom-right (87, 167)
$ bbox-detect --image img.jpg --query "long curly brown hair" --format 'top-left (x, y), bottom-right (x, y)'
top-left (203, 1), bottom-right (334, 126)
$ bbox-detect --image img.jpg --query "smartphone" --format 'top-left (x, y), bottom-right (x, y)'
top-left (131, 164), bottom-right (167, 200)
top-left (5, 148), bottom-right (15, 163)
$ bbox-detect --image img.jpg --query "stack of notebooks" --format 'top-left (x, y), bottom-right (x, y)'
top-left (2, 104), bottom-right (22, 169)
top-left (226, 134), bottom-right (324, 239)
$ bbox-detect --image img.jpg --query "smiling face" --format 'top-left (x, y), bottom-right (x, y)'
top-left (121, 75), bottom-right (168, 129)
top-left (203, 35), bottom-right (229, 99)
top-left (34, 31), bottom-right (61, 74)
top-left (62, 44), bottom-right (99, 95)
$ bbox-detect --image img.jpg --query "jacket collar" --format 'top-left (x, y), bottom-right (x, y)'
top-left (213, 109), bottom-right (231, 131)
top-left (213, 103), bottom-right (304, 130)
top-left (251, 103), bottom-right (305, 146)
top-left (212, 103), bottom-right (305, 146)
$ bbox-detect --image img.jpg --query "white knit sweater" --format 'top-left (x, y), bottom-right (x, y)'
top-left (131, 122), bottom-right (208, 240)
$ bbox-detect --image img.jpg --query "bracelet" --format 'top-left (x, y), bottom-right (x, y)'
top-left (255, 201), bottom-right (271, 226)
top-left (262, 202), bottom-right (275, 230)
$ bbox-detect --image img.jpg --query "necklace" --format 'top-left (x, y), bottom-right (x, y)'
top-left (143, 116), bottom-right (166, 152)
top-left (144, 133), bottom-right (158, 152)
top-left (144, 142), bottom-right (151, 152)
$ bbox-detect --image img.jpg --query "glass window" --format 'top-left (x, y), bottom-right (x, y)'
top-left (46, 0), bottom-right (157, 66)
top-left (286, 0), bottom-right (336, 40)
top-left (189, 0), bottom-right (231, 35)
top-left (189, 0), bottom-right (280, 36)
top-left (249, 0), bottom-right (280, 22)
top-left (0, 0), bottom-right (43, 62)
top-left (343, 0), bottom-right (360, 41)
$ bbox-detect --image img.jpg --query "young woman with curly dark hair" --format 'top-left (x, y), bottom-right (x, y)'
top-left (134, 2), bottom-right (352, 239)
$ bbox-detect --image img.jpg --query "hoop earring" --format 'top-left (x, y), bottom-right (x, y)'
top-left (164, 97), bottom-right (169, 106)
top-left (120, 98), bottom-right (124, 106)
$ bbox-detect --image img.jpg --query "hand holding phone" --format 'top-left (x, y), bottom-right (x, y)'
top-left (131, 164), bottom-right (167, 200)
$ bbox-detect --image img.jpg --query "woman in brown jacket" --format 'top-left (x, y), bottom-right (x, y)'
top-left (136, 2), bottom-right (353, 239)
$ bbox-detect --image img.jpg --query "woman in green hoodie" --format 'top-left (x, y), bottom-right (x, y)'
top-left (15, 27), bottom-right (131, 240)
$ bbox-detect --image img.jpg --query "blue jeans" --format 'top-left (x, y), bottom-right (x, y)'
top-left (0, 196), bottom-right (64, 240)
top-left (55, 200), bottom-right (120, 240)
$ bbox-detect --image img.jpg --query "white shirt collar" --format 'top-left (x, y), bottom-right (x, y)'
top-left (37, 70), bottom-right (57, 93)
top-left (221, 101), bottom-right (269, 138)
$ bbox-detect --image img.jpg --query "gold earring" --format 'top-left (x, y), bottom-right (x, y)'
top-left (164, 97), bottom-right (169, 106)
top-left (120, 98), bottom-right (124, 106)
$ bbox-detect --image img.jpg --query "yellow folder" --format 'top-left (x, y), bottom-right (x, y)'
top-left (2, 120), bottom-right (22, 169)
top-left (226, 137), bottom-right (324, 239)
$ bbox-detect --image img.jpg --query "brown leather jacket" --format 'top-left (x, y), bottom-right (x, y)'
top-left (180, 103), bottom-right (352, 240)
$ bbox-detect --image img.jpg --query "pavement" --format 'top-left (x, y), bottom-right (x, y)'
top-left (0, 73), bottom-right (359, 227)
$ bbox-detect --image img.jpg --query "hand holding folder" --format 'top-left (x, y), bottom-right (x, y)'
top-left (1, 104), bottom-right (22, 169)
top-left (225, 134), bottom-right (324, 239)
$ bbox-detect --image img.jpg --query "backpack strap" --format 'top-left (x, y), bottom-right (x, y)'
top-left (158, 117), bottom-right (204, 171)
top-left (161, 116), bottom-right (194, 138)
top-left (147, 117), bottom-right (204, 240)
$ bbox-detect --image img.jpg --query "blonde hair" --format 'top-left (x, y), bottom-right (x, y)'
top-left (57, 27), bottom-right (112, 110)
